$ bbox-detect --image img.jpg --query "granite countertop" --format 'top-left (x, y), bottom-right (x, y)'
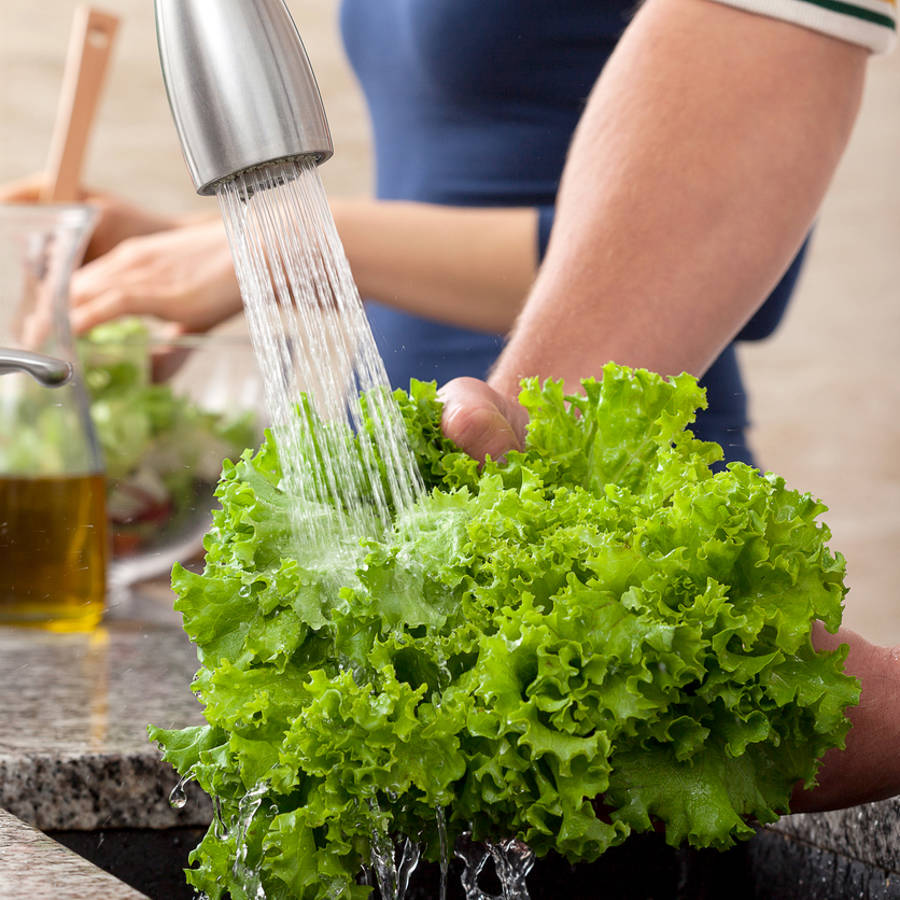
top-left (2, 576), bottom-right (900, 900)
top-left (772, 798), bottom-right (900, 878)
top-left (0, 808), bottom-right (148, 899)
top-left (0, 580), bottom-right (211, 832)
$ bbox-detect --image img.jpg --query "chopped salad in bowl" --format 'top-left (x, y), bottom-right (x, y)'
top-left (79, 317), bottom-right (263, 577)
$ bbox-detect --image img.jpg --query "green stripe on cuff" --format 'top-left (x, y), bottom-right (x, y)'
top-left (796, 0), bottom-right (896, 28)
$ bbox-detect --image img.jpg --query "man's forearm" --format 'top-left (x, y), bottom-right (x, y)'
top-left (490, 0), bottom-right (866, 398)
top-left (792, 625), bottom-right (900, 813)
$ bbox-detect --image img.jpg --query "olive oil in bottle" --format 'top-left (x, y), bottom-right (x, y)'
top-left (0, 473), bottom-right (108, 631)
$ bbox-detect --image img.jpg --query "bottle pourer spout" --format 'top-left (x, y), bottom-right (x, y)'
top-left (154, 0), bottom-right (334, 196)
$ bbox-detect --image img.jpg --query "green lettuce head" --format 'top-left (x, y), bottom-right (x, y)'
top-left (149, 363), bottom-right (859, 900)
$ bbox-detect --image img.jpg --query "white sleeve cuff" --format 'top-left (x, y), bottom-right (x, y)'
top-left (708, 0), bottom-right (896, 53)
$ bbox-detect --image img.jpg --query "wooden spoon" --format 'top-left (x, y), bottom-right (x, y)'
top-left (17, 7), bottom-right (119, 350)
top-left (41, 6), bottom-right (120, 204)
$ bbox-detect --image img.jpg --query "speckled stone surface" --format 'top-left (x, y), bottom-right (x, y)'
top-left (751, 826), bottom-right (900, 899)
top-left (0, 808), bottom-right (148, 899)
top-left (0, 585), bottom-right (212, 831)
top-left (773, 799), bottom-right (900, 875)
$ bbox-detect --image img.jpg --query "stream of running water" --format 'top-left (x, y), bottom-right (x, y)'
top-left (216, 156), bottom-right (422, 551)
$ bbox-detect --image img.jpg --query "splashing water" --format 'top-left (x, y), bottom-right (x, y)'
top-left (436, 806), bottom-right (450, 900)
top-left (216, 157), bottom-right (422, 550)
top-left (232, 783), bottom-right (268, 864)
top-left (230, 782), bottom-right (270, 900)
top-left (396, 838), bottom-right (423, 897)
top-left (213, 157), bottom-right (534, 900)
top-left (456, 833), bottom-right (535, 900)
top-left (487, 839), bottom-right (535, 900)
top-left (367, 798), bottom-right (423, 899)
top-left (456, 835), bottom-right (491, 900)
top-left (368, 813), bottom-right (399, 898)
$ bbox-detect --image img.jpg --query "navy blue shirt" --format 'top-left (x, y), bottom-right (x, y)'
top-left (340, 0), bottom-right (806, 464)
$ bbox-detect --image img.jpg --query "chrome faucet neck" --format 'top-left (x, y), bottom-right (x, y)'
top-left (0, 349), bottom-right (73, 387)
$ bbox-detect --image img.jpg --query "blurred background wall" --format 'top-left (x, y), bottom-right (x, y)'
top-left (0, 0), bottom-right (372, 205)
top-left (2, 0), bottom-right (898, 641)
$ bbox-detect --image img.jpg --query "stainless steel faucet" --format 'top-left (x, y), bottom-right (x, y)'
top-left (154, 0), bottom-right (334, 196)
top-left (0, 349), bottom-right (72, 387)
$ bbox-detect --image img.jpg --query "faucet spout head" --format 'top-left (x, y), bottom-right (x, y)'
top-left (155, 0), bottom-right (334, 196)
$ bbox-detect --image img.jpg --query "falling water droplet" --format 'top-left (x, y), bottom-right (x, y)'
top-left (168, 771), bottom-right (194, 809)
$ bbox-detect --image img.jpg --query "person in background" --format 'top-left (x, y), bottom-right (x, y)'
top-left (3, 0), bottom-right (898, 813)
top-left (5, 0), bottom-right (848, 469)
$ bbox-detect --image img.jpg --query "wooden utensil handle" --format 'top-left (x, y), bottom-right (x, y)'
top-left (42, 6), bottom-right (120, 204)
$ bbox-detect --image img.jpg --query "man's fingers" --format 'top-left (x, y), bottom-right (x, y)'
top-left (443, 400), bottom-right (520, 462)
top-left (438, 376), bottom-right (528, 462)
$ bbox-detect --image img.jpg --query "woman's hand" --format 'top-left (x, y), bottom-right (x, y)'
top-left (2, 175), bottom-right (240, 333)
top-left (0, 174), bottom-right (180, 263)
top-left (69, 219), bottom-right (242, 334)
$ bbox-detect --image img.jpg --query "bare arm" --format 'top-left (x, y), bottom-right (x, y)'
top-left (792, 624), bottom-right (900, 813)
top-left (0, 172), bottom-right (537, 335)
top-left (489, 0), bottom-right (867, 397)
top-left (333, 199), bottom-right (537, 333)
top-left (66, 199), bottom-right (536, 335)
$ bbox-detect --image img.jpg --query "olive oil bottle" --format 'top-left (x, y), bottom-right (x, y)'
top-left (0, 204), bottom-right (107, 631)
top-left (0, 474), bottom-right (108, 631)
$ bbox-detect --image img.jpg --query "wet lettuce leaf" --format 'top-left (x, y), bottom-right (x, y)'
top-left (149, 363), bottom-right (858, 899)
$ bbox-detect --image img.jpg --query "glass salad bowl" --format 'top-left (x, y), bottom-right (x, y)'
top-left (77, 317), bottom-right (266, 595)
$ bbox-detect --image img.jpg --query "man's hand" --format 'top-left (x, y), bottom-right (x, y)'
top-left (438, 377), bottom-right (528, 462)
top-left (437, 385), bottom-right (900, 816)
top-left (793, 624), bottom-right (900, 813)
